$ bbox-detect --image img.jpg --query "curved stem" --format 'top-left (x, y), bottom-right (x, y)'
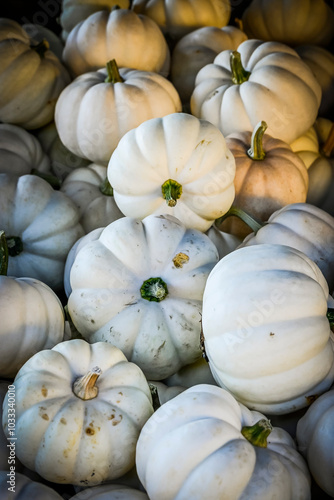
top-left (73, 367), bottom-right (102, 400)
top-left (241, 418), bottom-right (272, 448)
top-left (31, 39), bottom-right (49, 58)
top-left (105, 59), bottom-right (124, 84)
top-left (230, 51), bottom-right (251, 85)
top-left (215, 206), bottom-right (264, 234)
top-left (100, 177), bottom-right (114, 196)
top-left (321, 123), bottom-right (334, 158)
top-left (0, 231), bottom-right (8, 276)
top-left (247, 121), bottom-right (267, 160)
top-left (161, 179), bottom-right (182, 207)
top-left (140, 277), bottom-right (168, 302)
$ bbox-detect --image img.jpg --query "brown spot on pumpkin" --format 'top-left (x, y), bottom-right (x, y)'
top-left (112, 415), bottom-right (123, 426)
top-left (173, 252), bottom-right (189, 268)
top-left (91, 319), bottom-right (95, 324)
top-left (305, 394), bottom-right (319, 405)
top-left (60, 418), bottom-right (67, 425)
top-left (108, 414), bottom-right (115, 420)
top-left (85, 427), bottom-right (95, 436)
top-left (118, 392), bottom-right (123, 396)
top-left (41, 414), bottom-right (49, 420)
top-left (269, 332), bottom-right (275, 336)
top-left (63, 449), bottom-right (69, 458)
top-left (41, 386), bottom-right (48, 397)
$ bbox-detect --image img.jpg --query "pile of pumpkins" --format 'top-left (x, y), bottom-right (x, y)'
top-left (0, 0), bottom-right (334, 498)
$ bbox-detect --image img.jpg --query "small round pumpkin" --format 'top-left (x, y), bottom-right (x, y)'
top-left (1, 339), bottom-right (154, 486)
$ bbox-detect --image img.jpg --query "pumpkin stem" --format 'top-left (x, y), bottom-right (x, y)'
top-left (0, 231), bottom-right (8, 276)
top-left (241, 418), bottom-right (272, 448)
top-left (247, 121), bottom-right (267, 160)
top-left (105, 59), bottom-right (124, 84)
top-left (100, 177), bottom-right (114, 196)
top-left (140, 277), bottom-right (168, 302)
top-left (6, 236), bottom-right (23, 257)
top-left (321, 123), bottom-right (334, 158)
top-left (234, 17), bottom-right (243, 31)
top-left (230, 51), bottom-right (251, 85)
top-left (73, 366), bottom-right (102, 400)
top-left (161, 179), bottom-right (182, 207)
top-left (31, 168), bottom-right (62, 190)
top-left (148, 383), bottom-right (161, 411)
top-left (215, 206), bottom-right (264, 234)
top-left (327, 308), bottom-right (334, 330)
top-left (31, 39), bottom-right (49, 58)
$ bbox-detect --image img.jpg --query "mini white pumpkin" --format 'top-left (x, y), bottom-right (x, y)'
top-left (70, 483), bottom-right (149, 499)
top-left (107, 113), bottom-right (236, 232)
top-left (67, 213), bottom-right (219, 380)
top-left (2, 339), bottom-right (154, 486)
top-left (60, 163), bottom-right (124, 233)
top-left (0, 123), bottom-right (50, 176)
top-left (202, 243), bottom-right (334, 414)
top-left (63, 8), bottom-right (170, 77)
top-left (0, 471), bottom-right (64, 500)
top-left (136, 384), bottom-right (311, 499)
top-left (190, 39), bottom-right (322, 144)
top-left (0, 173), bottom-right (84, 291)
top-left (296, 389), bottom-right (334, 497)
top-left (55, 60), bottom-right (182, 165)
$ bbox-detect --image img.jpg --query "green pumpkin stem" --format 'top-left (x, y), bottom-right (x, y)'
top-left (0, 231), bottom-right (8, 276)
top-left (215, 206), bottom-right (264, 234)
top-left (230, 51), bottom-right (251, 85)
top-left (161, 179), bottom-right (182, 207)
top-left (31, 39), bottom-right (49, 58)
top-left (241, 418), bottom-right (272, 448)
top-left (31, 169), bottom-right (62, 190)
top-left (105, 59), bottom-right (124, 84)
top-left (140, 277), bottom-right (168, 302)
top-left (73, 366), bottom-right (102, 400)
top-left (327, 308), bottom-right (334, 330)
top-left (247, 121), bottom-right (267, 160)
top-left (100, 177), bottom-right (114, 196)
top-left (321, 123), bottom-right (334, 158)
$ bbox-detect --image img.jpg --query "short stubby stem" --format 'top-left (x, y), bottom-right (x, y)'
top-left (31, 39), bottom-right (49, 58)
top-left (161, 179), bottom-right (182, 207)
top-left (6, 236), bottom-right (23, 257)
top-left (241, 418), bottom-right (272, 448)
top-left (100, 177), bottom-right (114, 196)
top-left (73, 366), bottom-right (102, 400)
top-left (105, 59), bottom-right (124, 84)
top-left (140, 277), bottom-right (168, 302)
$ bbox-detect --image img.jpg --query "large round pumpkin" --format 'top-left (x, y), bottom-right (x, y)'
top-left (202, 243), bottom-right (334, 415)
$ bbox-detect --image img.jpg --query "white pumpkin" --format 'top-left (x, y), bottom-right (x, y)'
top-left (241, 0), bottom-right (334, 47)
top-left (205, 223), bottom-right (241, 260)
top-left (0, 173), bottom-right (84, 291)
top-left (63, 8), bottom-right (170, 77)
top-left (0, 236), bottom-right (65, 378)
top-left (60, 163), bottom-right (124, 233)
top-left (67, 213), bottom-right (219, 380)
top-left (70, 483), bottom-right (149, 499)
top-left (170, 25), bottom-right (247, 104)
top-left (190, 39), bottom-right (322, 144)
top-left (60, 0), bottom-right (130, 39)
top-left (2, 339), bottom-right (154, 486)
top-left (0, 19), bottom-right (71, 130)
top-left (163, 356), bottom-right (218, 388)
top-left (107, 113), bottom-right (236, 232)
top-left (55, 61), bottom-right (182, 165)
top-left (296, 389), bottom-right (334, 497)
top-left (131, 0), bottom-right (231, 40)
top-left (240, 203), bottom-right (334, 294)
top-left (0, 471), bottom-right (63, 500)
top-left (202, 243), bottom-right (334, 414)
top-left (0, 123), bottom-right (50, 176)
top-left (136, 384), bottom-right (311, 499)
